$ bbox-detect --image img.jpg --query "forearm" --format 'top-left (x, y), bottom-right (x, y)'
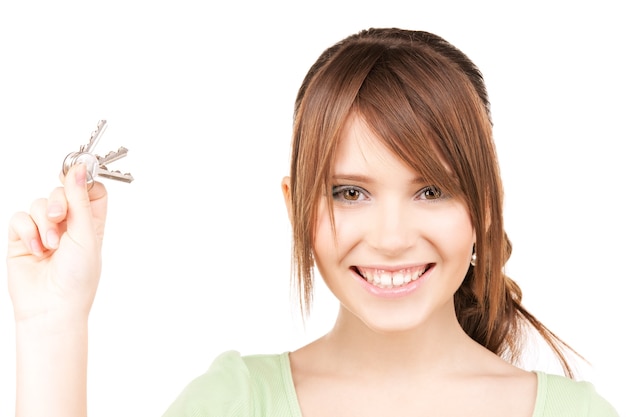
top-left (16, 313), bottom-right (88, 417)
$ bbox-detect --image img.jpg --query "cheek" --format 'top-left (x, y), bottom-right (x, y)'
top-left (313, 202), bottom-right (361, 265)
top-left (423, 205), bottom-right (474, 260)
top-left (312, 201), bottom-right (334, 261)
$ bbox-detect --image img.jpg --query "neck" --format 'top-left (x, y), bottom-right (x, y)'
top-left (320, 302), bottom-right (478, 376)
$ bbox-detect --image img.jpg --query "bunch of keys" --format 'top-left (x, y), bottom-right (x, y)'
top-left (62, 120), bottom-right (134, 185)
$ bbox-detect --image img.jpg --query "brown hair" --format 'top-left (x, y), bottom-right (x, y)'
top-left (288, 28), bottom-right (578, 377)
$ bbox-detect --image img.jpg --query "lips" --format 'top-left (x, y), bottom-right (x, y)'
top-left (352, 264), bottom-right (433, 289)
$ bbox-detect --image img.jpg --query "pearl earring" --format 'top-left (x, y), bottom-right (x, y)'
top-left (470, 248), bottom-right (477, 267)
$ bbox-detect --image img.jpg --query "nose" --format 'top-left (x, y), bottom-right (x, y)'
top-left (366, 199), bottom-right (416, 257)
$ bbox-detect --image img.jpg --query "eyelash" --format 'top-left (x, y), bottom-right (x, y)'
top-left (332, 185), bottom-right (369, 204)
top-left (331, 185), bottom-right (445, 204)
top-left (419, 186), bottom-right (444, 200)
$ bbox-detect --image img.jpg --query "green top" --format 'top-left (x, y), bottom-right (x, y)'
top-left (162, 350), bottom-right (618, 417)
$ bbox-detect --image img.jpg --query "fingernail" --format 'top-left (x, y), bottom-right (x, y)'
top-left (75, 163), bottom-right (87, 187)
top-left (30, 239), bottom-right (43, 257)
top-left (46, 230), bottom-right (59, 249)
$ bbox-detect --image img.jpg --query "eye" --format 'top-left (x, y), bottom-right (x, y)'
top-left (332, 185), bottom-right (368, 203)
top-left (417, 186), bottom-right (443, 200)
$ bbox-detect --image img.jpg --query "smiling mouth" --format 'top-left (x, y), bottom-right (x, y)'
top-left (352, 264), bottom-right (434, 289)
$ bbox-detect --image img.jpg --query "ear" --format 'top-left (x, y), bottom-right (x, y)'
top-left (281, 176), bottom-right (293, 225)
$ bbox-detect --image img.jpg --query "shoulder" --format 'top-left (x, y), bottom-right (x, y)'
top-left (534, 372), bottom-right (619, 417)
top-left (161, 350), bottom-right (299, 417)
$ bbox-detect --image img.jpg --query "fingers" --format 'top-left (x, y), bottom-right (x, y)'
top-left (40, 187), bottom-right (69, 250)
top-left (9, 193), bottom-right (68, 258)
top-left (8, 188), bottom-right (68, 257)
top-left (7, 164), bottom-right (108, 258)
top-left (8, 211), bottom-right (46, 257)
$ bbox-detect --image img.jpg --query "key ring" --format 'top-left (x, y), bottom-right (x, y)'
top-left (61, 120), bottom-right (134, 187)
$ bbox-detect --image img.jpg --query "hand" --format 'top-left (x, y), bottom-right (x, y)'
top-left (7, 164), bottom-right (108, 324)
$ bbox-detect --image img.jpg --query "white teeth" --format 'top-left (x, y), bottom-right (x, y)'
top-left (381, 273), bottom-right (392, 286)
top-left (358, 266), bottom-right (429, 289)
top-left (392, 273), bottom-right (404, 286)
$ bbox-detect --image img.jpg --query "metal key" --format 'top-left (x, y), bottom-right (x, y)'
top-left (81, 119), bottom-right (108, 154)
top-left (62, 120), bottom-right (134, 184)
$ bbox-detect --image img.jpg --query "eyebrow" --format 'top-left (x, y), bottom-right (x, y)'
top-left (331, 174), bottom-right (426, 184)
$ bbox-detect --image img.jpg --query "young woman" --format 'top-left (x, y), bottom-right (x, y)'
top-left (7, 28), bottom-right (618, 417)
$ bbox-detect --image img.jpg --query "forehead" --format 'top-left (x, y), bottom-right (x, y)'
top-left (333, 113), bottom-right (420, 181)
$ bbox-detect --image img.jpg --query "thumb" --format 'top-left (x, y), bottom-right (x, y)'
top-left (63, 163), bottom-right (97, 245)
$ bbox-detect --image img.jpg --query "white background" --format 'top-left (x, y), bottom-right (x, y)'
top-left (1, 1), bottom-right (624, 415)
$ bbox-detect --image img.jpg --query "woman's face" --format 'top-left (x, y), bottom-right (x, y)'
top-left (313, 113), bottom-right (475, 334)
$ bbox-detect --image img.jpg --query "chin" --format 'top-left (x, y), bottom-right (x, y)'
top-left (350, 304), bottom-right (444, 336)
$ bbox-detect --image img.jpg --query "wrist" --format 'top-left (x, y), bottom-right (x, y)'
top-left (15, 311), bottom-right (89, 417)
top-left (16, 310), bottom-right (89, 339)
